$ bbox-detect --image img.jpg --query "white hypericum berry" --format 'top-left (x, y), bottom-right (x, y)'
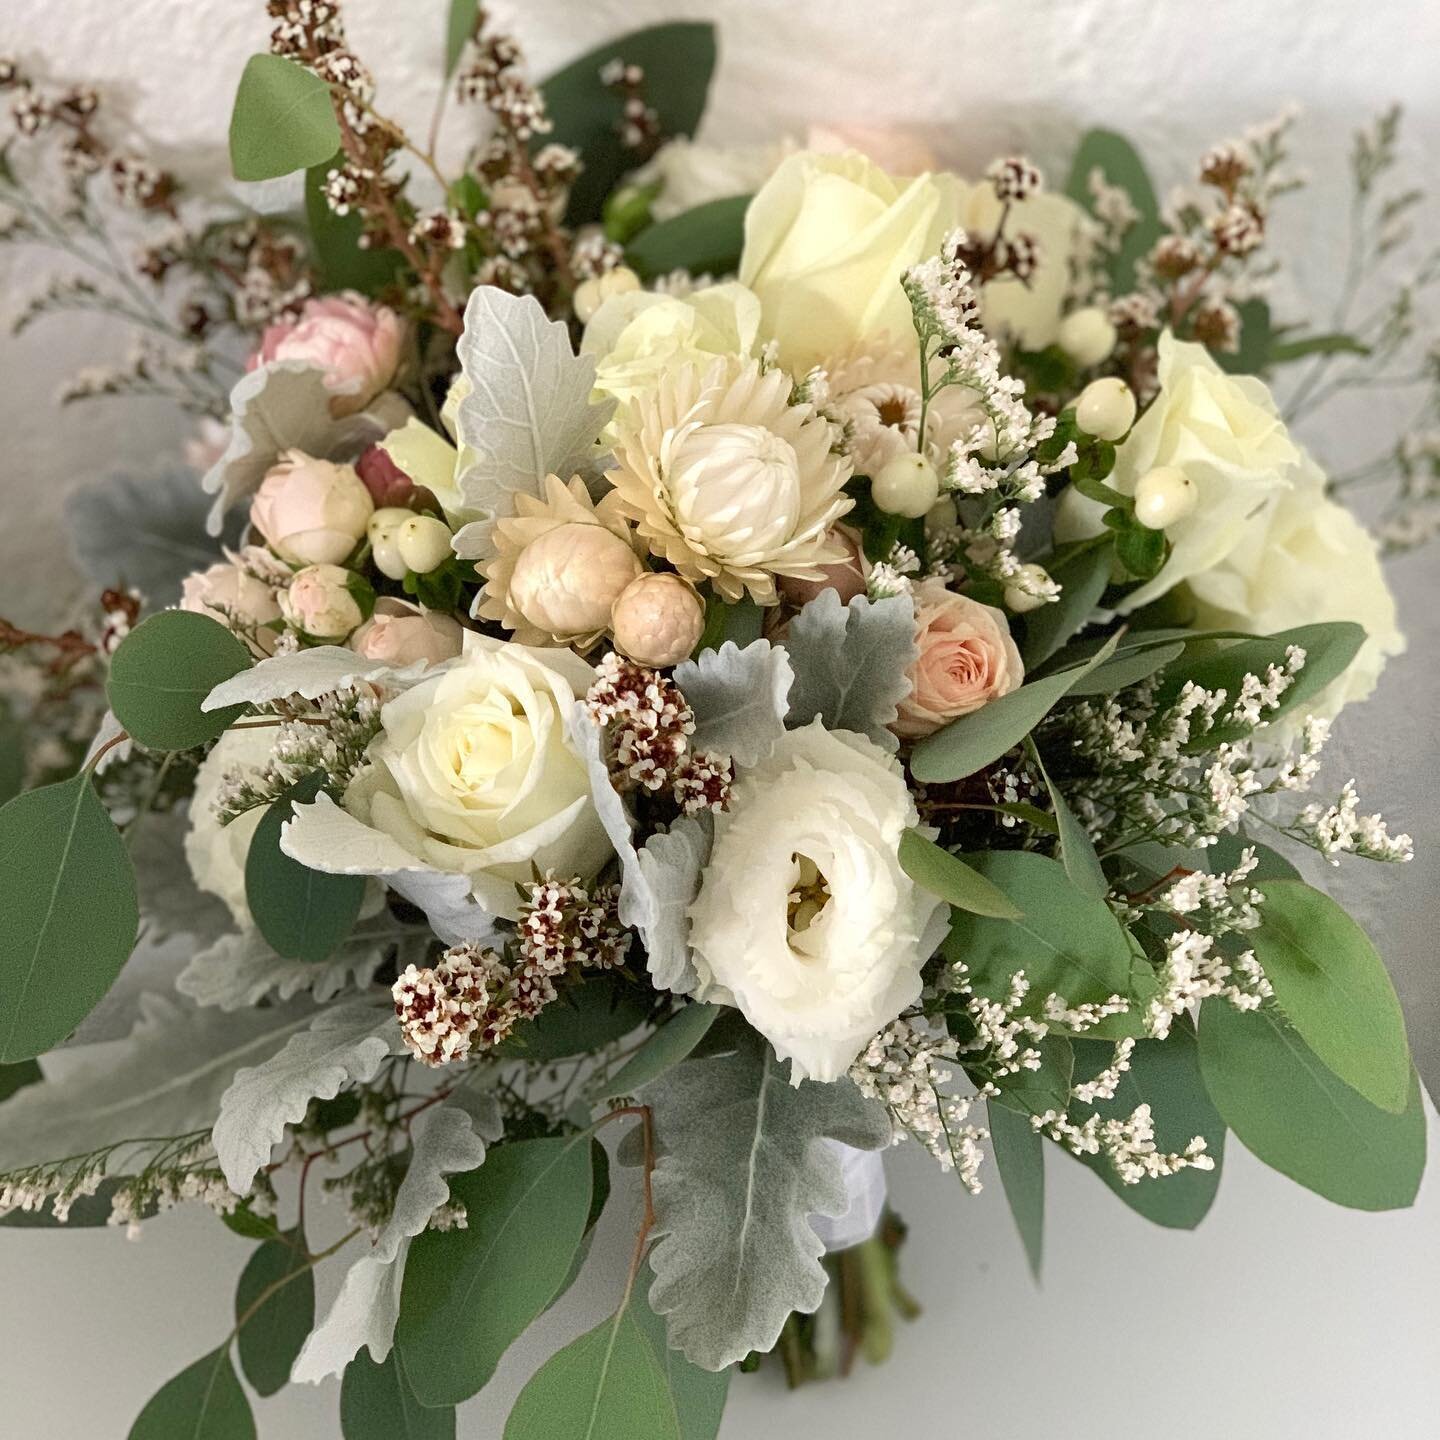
top-left (1056, 307), bottom-right (1118, 369)
top-left (395, 514), bottom-right (454, 574)
top-left (1133, 465), bottom-right (1198, 530)
top-left (872, 452), bottom-right (940, 518)
top-left (367, 506), bottom-right (414, 581)
top-left (1074, 377), bottom-right (1137, 442)
top-left (1002, 562), bottom-right (1053, 614)
top-left (573, 277), bottom-right (605, 324)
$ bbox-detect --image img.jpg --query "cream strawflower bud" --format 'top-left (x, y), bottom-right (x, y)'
top-left (477, 474), bottom-right (644, 647)
top-left (396, 514), bottom-right (454, 574)
top-left (1133, 464), bottom-right (1198, 529)
top-left (1075, 377), bottom-right (1137, 441)
top-left (872, 452), bottom-right (940, 518)
top-left (249, 450), bottom-right (374, 566)
top-left (1057, 306), bottom-right (1118, 368)
top-left (610, 572), bottom-right (705, 667)
top-left (281, 563), bottom-right (371, 640)
top-left (368, 506), bottom-right (414, 580)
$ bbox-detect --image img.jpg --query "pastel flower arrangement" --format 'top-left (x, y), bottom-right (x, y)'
top-left (0, 7), bottom-right (1431, 1437)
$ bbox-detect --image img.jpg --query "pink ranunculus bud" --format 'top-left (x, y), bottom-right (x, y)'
top-left (893, 577), bottom-right (1025, 740)
top-left (281, 563), bottom-right (368, 641)
top-left (249, 450), bottom-right (375, 567)
top-left (247, 292), bottom-right (404, 416)
top-left (350, 597), bottom-right (464, 667)
top-left (610, 572), bottom-right (706, 668)
top-left (777, 523), bottom-right (870, 607)
top-left (179, 546), bottom-right (284, 653)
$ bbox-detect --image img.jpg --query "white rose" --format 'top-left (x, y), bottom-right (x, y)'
top-left (581, 282), bottom-right (763, 407)
top-left (1184, 453), bottom-right (1404, 721)
top-left (342, 637), bottom-right (610, 917)
top-left (740, 149), bottom-right (962, 372)
top-left (1054, 330), bottom-right (1304, 612)
top-left (687, 722), bottom-right (946, 1083)
top-left (184, 726), bottom-right (275, 929)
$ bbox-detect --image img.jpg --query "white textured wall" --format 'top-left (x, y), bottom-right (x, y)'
top-left (2, 2), bottom-right (1438, 1437)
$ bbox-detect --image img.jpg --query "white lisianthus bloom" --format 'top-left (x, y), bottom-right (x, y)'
top-left (341, 637), bottom-right (610, 917)
top-left (184, 726), bottom-right (275, 929)
top-left (1054, 331), bottom-right (1303, 612)
top-left (608, 358), bottom-right (853, 603)
top-left (687, 723), bottom-right (947, 1083)
top-left (740, 149), bottom-right (962, 372)
top-left (581, 282), bottom-right (763, 407)
top-left (1185, 453), bottom-right (1404, 720)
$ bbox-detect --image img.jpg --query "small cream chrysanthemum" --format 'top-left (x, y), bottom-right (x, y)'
top-left (475, 473), bottom-right (644, 647)
top-left (607, 358), bottom-right (853, 603)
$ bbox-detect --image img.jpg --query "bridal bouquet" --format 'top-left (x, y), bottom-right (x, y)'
top-left (0, 5), bottom-right (1431, 1437)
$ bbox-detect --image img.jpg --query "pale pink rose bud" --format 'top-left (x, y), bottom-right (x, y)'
top-left (508, 523), bottom-right (644, 639)
top-left (350, 597), bottom-right (464, 667)
top-left (804, 124), bottom-right (938, 176)
top-left (281, 563), bottom-right (370, 641)
top-left (247, 292), bottom-right (404, 416)
top-left (249, 450), bottom-right (375, 566)
top-left (893, 577), bottom-right (1025, 740)
top-left (611, 572), bottom-right (706, 667)
top-left (179, 546), bottom-right (284, 653)
top-left (778, 524), bottom-right (869, 607)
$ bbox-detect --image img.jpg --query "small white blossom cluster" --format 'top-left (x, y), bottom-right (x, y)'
top-left (1034, 1103), bottom-right (1215, 1186)
top-left (518, 876), bottom-right (630, 975)
top-left (1154, 848), bottom-right (1264, 936)
top-left (955, 968), bottom-right (1049, 1077)
top-left (1071, 1038), bottom-right (1135, 1105)
top-left (866, 544), bottom-right (920, 601)
top-left (1295, 780), bottom-right (1415, 864)
top-left (1145, 932), bottom-right (1272, 1041)
top-left (392, 945), bottom-right (512, 1067)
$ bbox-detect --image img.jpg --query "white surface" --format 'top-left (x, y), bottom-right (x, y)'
top-left (1, 1), bottom-right (1438, 1436)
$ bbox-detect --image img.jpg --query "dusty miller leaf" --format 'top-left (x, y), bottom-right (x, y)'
top-left (783, 591), bottom-right (915, 749)
top-left (213, 1002), bottom-right (395, 1192)
top-left (203, 645), bottom-right (430, 713)
top-left (638, 1040), bottom-right (891, 1370)
top-left (292, 1248), bottom-right (408, 1384)
top-left (673, 639), bottom-right (792, 766)
top-left (632, 816), bottom-right (714, 997)
top-left (450, 287), bottom-right (614, 556)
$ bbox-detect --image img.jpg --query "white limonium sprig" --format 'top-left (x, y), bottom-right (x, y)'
top-left (1033, 1104), bottom-right (1215, 1186)
top-left (1145, 932), bottom-right (1272, 1040)
top-left (1292, 779), bottom-right (1415, 863)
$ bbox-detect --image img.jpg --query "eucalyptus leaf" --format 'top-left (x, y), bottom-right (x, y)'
top-left (1064, 640), bottom-right (1185, 696)
top-left (1269, 331), bottom-right (1370, 364)
top-left (784, 590), bottom-right (916, 749)
top-left (342, 1348), bottom-right (454, 1440)
top-left (631, 1285), bottom-right (731, 1440)
top-left (1028, 741), bottom-right (1107, 899)
top-left (305, 155), bottom-right (405, 294)
top-left (397, 1135), bottom-right (595, 1405)
top-left (897, 830), bottom-right (1022, 919)
top-left (988, 1035), bottom-right (1075, 1119)
top-left (497, 971), bottom-right (649, 1062)
top-left (1020, 542), bottom-right (1112, 667)
top-left (108, 611), bottom-right (251, 752)
top-left (229, 53), bottom-right (341, 182)
top-left (988, 1099), bottom-right (1044, 1279)
top-left (443, 0), bottom-right (479, 75)
top-left (246, 773), bottom-right (366, 963)
top-left (628, 195), bottom-right (751, 281)
top-left (235, 1229), bottom-right (315, 1397)
top-left (128, 1346), bottom-right (254, 1440)
top-left (1198, 1002), bottom-right (1425, 1211)
top-left (639, 1041), bottom-right (890, 1371)
top-left (1248, 880), bottom-right (1411, 1113)
top-left (1064, 129), bottom-right (1162, 290)
top-left (0, 771), bottom-right (138, 1062)
top-left (591, 1004), bottom-right (721, 1100)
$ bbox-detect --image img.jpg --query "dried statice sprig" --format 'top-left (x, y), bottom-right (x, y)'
top-left (1291, 780), bottom-right (1414, 864)
top-left (1145, 932), bottom-right (1272, 1040)
top-left (1032, 1102), bottom-right (1215, 1186)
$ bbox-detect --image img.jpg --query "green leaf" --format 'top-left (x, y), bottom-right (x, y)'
top-left (1217, 298), bottom-right (1273, 375)
top-left (1065, 129), bottom-right (1163, 291)
top-left (398, 1135), bottom-right (595, 1405)
top-left (235, 1229), bottom-right (316, 1397)
top-left (504, 1307), bottom-right (681, 1440)
top-left (1071, 1025), bottom-right (1226, 1229)
top-left (987, 1035), bottom-right (1074, 1119)
top-left (1065, 640), bottom-right (1185, 696)
top-left (1152, 622), bottom-right (1366, 746)
top-left (693, 593), bottom-right (762, 657)
top-left (593, 1004), bottom-right (721, 1100)
top-left (341, 1348), bottom-right (454, 1440)
top-left (0, 771), bottom-right (138, 1062)
top-left (443, 0), bottom-right (479, 76)
top-left (988, 1099), bottom-right (1044, 1279)
top-left (910, 634), bottom-right (1119, 782)
top-left (540, 22), bottom-right (718, 225)
top-left (220, 1201), bottom-right (282, 1243)
top-left (497, 971), bottom-right (650, 1062)
top-left (1249, 880), bottom-right (1411, 1113)
top-left (631, 1287), bottom-right (731, 1440)
top-left (245, 773), bottom-right (366, 963)
top-left (0, 696), bottom-right (26, 805)
top-left (942, 852), bottom-right (1131, 1018)
top-left (1197, 1003), bottom-right (1426, 1211)
top-left (897, 830), bottom-right (1022, 919)
top-left (128, 1346), bottom-right (255, 1440)
top-left (1268, 331), bottom-right (1370, 365)
top-left (1027, 742), bottom-right (1106, 900)
top-left (0, 1058), bottom-right (40, 1104)
top-left (627, 195), bottom-right (751, 281)
top-left (229, 53), bottom-right (342, 182)
top-left (305, 157), bottom-right (405, 295)
top-left (107, 610), bottom-right (251, 751)
top-left (1020, 542), bottom-right (1112, 667)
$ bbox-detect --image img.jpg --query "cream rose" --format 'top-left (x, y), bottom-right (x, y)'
top-left (739, 150), bottom-right (961, 372)
top-left (687, 722), bottom-right (946, 1083)
top-left (340, 638), bottom-right (610, 917)
top-left (894, 579), bottom-right (1024, 739)
top-left (581, 282), bottom-right (763, 407)
top-left (184, 726), bottom-right (275, 929)
top-left (1054, 331), bottom-right (1303, 612)
top-left (1184, 453), bottom-right (1404, 721)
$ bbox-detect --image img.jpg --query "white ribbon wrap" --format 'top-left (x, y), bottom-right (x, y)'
top-left (811, 1141), bottom-right (888, 1252)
